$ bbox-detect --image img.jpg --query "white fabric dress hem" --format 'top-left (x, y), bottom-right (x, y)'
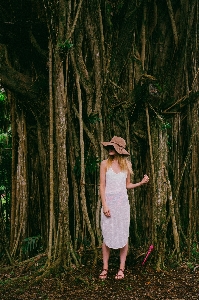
top-left (103, 240), bottom-right (128, 250)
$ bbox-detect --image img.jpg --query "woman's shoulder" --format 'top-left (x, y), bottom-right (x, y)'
top-left (100, 159), bottom-right (108, 167)
top-left (100, 159), bottom-right (108, 174)
top-left (126, 159), bottom-right (133, 174)
top-left (126, 159), bottom-right (132, 167)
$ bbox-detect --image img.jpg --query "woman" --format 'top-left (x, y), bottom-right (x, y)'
top-left (99, 136), bottom-right (149, 280)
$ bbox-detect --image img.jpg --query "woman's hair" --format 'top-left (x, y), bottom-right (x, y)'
top-left (106, 154), bottom-right (133, 174)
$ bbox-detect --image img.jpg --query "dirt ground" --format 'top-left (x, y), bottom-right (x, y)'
top-left (0, 251), bottom-right (199, 300)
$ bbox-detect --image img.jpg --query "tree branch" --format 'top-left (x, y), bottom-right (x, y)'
top-left (166, 0), bottom-right (178, 47)
top-left (0, 44), bottom-right (41, 100)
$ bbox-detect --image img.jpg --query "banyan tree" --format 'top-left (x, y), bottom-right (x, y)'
top-left (0, 0), bottom-right (199, 271)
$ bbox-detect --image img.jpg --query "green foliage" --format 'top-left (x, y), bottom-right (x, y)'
top-left (21, 235), bottom-right (42, 256)
top-left (58, 39), bottom-right (73, 54)
top-left (0, 191), bottom-right (8, 217)
top-left (87, 113), bottom-right (101, 124)
top-left (0, 130), bottom-right (12, 193)
top-left (186, 241), bottom-right (199, 270)
top-left (73, 155), bottom-right (100, 177)
top-left (161, 122), bottom-right (171, 130)
top-left (154, 82), bottom-right (163, 93)
top-left (0, 87), bottom-right (9, 130)
top-left (76, 236), bottom-right (91, 250)
top-left (187, 262), bottom-right (195, 271)
top-left (0, 122), bottom-right (11, 230)
top-left (106, 0), bottom-right (125, 15)
top-left (0, 87), bottom-right (12, 214)
top-left (0, 88), bottom-right (7, 102)
top-left (0, 132), bottom-right (9, 145)
top-left (86, 156), bottom-right (100, 174)
top-left (190, 242), bottom-right (199, 262)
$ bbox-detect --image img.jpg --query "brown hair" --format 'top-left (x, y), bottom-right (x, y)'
top-left (106, 154), bottom-right (133, 174)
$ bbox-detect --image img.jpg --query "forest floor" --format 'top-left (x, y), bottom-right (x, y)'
top-left (0, 249), bottom-right (199, 300)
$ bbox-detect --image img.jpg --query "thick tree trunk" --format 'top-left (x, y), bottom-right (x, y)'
top-left (47, 38), bottom-right (54, 264)
top-left (11, 110), bottom-right (28, 258)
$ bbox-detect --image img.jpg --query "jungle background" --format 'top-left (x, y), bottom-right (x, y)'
top-left (0, 0), bottom-right (199, 299)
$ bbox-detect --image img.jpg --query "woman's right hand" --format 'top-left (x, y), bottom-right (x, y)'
top-left (103, 205), bottom-right (111, 217)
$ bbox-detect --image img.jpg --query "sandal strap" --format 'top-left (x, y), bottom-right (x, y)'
top-left (115, 269), bottom-right (125, 279)
top-left (99, 269), bottom-right (108, 275)
top-left (99, 269), bottom-right (108, 279)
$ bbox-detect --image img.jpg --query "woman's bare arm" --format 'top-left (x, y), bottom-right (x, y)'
top-left (126, 171), bottom-right (149, 189)
top-left (100, 160), bottom-right (111, 217)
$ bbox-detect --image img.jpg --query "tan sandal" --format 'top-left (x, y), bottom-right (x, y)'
top-left (115, 269), bottom-right (124, 280)
top-left (99, 269), bottom-right (108, 280)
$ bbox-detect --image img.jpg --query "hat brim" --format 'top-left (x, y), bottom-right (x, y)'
top-left (101, 142), bottom-right (130, 156)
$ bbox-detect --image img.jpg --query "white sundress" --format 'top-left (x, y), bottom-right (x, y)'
top-left (101, 167), bottom-right (130, 249)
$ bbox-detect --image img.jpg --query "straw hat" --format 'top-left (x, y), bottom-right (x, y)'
top-left (101, 136), bottom-right (130, 156)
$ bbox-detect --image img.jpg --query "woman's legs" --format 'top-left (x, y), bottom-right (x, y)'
top-left (102, 242), bottom-right (110, 269)
top-left (99, 242), bottom-right (110, 279)
top-left (100, 242), bottom-right (128, 279)
top-left (119, 243), bottom-right (128, 270)
top-left (115, 243), bottom-right (128, 279)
